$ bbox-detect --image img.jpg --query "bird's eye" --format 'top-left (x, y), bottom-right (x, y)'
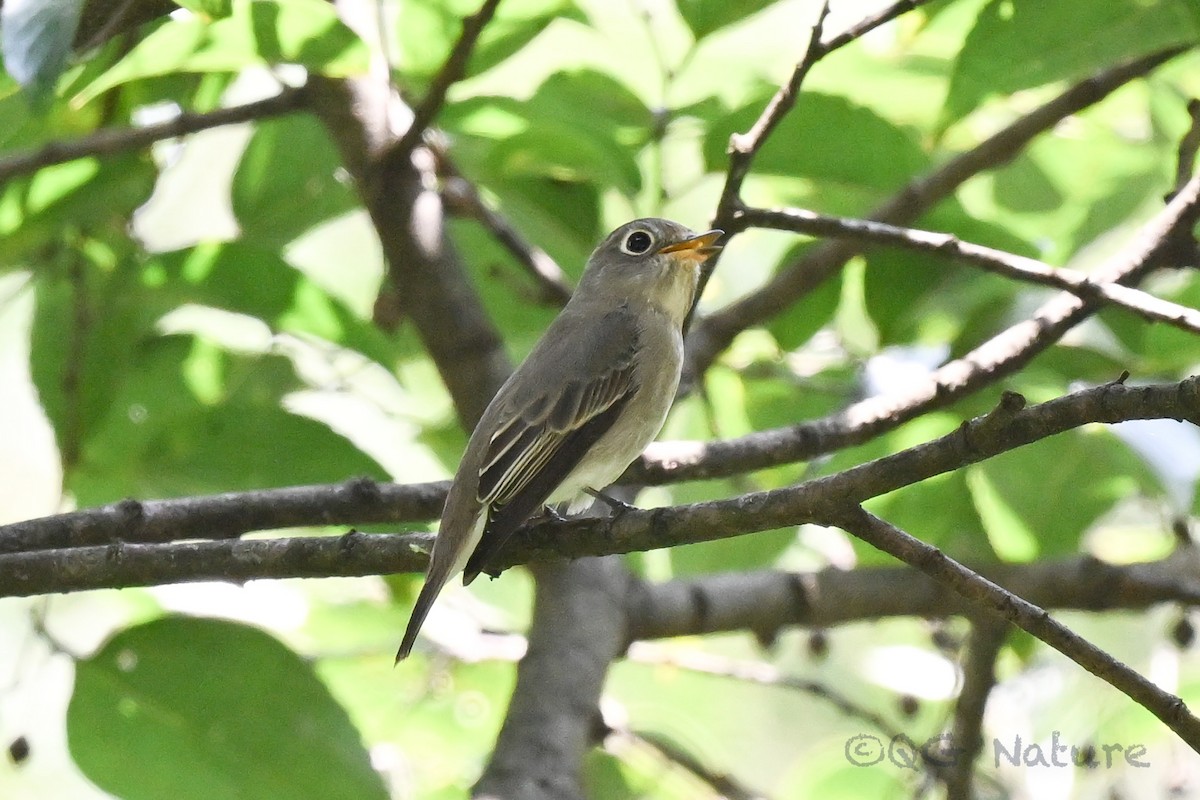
top-left (621, 230), bottom-right (654, 255)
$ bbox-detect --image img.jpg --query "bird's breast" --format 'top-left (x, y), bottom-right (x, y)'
top-left (550, 317), bottom-right (683, 505)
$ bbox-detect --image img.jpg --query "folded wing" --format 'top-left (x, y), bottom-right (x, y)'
top-left (463, 308), bottom-right (640, 581)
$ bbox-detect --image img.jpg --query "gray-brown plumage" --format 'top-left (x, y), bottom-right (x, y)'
top-left (397, 218), bottom-right (722, 660)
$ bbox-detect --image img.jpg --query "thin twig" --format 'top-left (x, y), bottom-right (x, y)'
top-left (737, 204), bottom-right (1200, 337)
top-left (819, 0), bottom-right (923, 53)
top-left (712, 0), bottom-right (929, 226)
top-left (626, 643), bottom-right (947, 781)
top-left (0, 87), bottom-right (308, 184)
top-left (606, 725), bottom-right (767, 800)
top-left (637, 172), bottom-right (1200, 485)
top-left (1173, 98), bottom-right (1200, 199)
top-left (688, 47), bottom-right (1188, 377)
top-left (436, 151), bottom-right (573, 305)
top-left (390, 0), bottom-right (503, 159)
top-left (628, 643), bottom-right (908, 742)
top-left (716, 1), bottom-right (831, 214)
top-left (828, 506), bottom-right (1200, 751)
top-left (943, 619), bottom-right (1008, 799)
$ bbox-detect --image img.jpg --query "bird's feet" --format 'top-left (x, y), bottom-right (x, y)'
top-left (529, 505), bottom-right (568, 524)
top-left (585, 487), bottom-right (635, 516)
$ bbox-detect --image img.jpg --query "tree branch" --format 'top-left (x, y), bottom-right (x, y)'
top-left (309, 75), bottom-right (510, 426)
top-left (819, 0), bottom-right (923, 53)
top-left (0, 478), bottom-right (447, 554)
top-left (691, 0), bottom-right (932, 333)
top-left (604, 722), bottom-right (767, 800)
top-left (7, 377), bottom-right (1200, 596)
top-left (624, 643), bottom-right (939, 784)
top-left (437, 150), bottom-right (573, 306)
top-left (943, 619), bottom-right (1008, 799)
top-left (630, 549), bottom-right (1200, 640)
top-left (390, 0), bottom-right (503, 160)
top-left (828, 506), bottom-right (1200, 751)
top-left (1173, 98), bottom-right (1200, 198)
top-left (687, 47), bottom-right (1187, 378)
top-left (712, 0), bottom-right (929, 227)
top-left (736, 204), bottom-right (1200, 337)
top-left (0, 87), bottom-right (308, 184)
top-left (0, 529), bottom-right (433, 594)
top-left (714, 1), bottom-right (831, 215)
top-left (635, 172), bottom-right (1200, 485)
top-left (475, 559), bottom-right (633, 799)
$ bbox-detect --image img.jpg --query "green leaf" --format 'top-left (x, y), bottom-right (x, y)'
top-left (970, 429), bottom-right (1151, 558)
top-left (444, 70), bottom-right (652, 202)
top-left (864, 468), bottom-right (989, 564)
top-left (704, 92), bottom-right (929, 192)
top-left (66, 336), bottom-right (386, 504)
top-left (29, 244), bottom-right (168, 453)
top-left (487, 124), bottom-right (643, 194)
top-left (525, 70), bottom-right (654, 142)
top-left (743, 367), bottom-right (853, 439)
top-left (677, 0), bottom-right (775, 40)
top-left (0, 153), bottom-right (156, 268)
top-left (231, 114), bottom-right (358, 247)
top-left (68, 617), bottom-right (388, 800)
top-left (448, 218), bottom-right (559, 354)
top-left (940, 0), bottom-right (1200, 130)
top-left (173, 0), bottom-right (235, 18)
top-left (862, 204), bottom-right (1034, 346)
top-left (73, 0), bottom-right (367, 105)
top-left (583, 750), bottom-right (638, 799)
top-left (966, 466), bottom-right (1036, 560)
top-left (1142, 276), bottom-right (1200, 373)
top-left (766, 243), bottom-right (843, 350)
top-left (0, 0), bottom-right (85, 104)
top-left (467, 0), bottom-right (584, 78)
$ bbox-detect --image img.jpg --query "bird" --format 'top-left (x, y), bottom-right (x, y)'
top-left (396, 218), bottom-right (723, 660)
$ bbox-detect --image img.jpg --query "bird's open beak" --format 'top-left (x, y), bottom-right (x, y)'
top-left (658, 230), bottom-right (724, 263)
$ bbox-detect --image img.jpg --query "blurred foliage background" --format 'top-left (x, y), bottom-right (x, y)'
top-left (2, 0), bottom-right (1200, 797)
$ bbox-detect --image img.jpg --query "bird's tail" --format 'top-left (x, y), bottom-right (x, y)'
top-left (395, 573), bottom-right (447, 662)
top-left (395, 512), bottom-right (485, 662)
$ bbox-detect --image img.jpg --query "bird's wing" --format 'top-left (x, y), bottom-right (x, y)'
top-left (463, 307), bottom-right (641, 581)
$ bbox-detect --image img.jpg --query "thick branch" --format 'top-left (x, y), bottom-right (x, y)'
top-left (475, 560), bottom-right (632, 799)
top-left (0, 478), bottom-right (447, 554)
top-left (830, 506), bottom-right (1200, 751)
top-left (308, 78), bottom-right (510, 426)
top-left (630, 550), bottom-right (1200, 640)
top-left (6, 378), bottom-right (1200, 595)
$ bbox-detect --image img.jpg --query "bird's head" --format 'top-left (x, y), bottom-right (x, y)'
top-left (576, 218), bottom-right (723, 326)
